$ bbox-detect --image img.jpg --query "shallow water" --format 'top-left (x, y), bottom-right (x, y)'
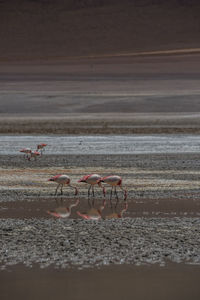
top-left (0, 134), bottom-right (200, 155)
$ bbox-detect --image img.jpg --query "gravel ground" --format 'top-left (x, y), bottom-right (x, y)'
top-left (1, 153), bottom-right (200, 169)
top-left (0, 217), bottom-right (199, 270)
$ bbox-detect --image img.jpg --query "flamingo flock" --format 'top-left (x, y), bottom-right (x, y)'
top-left (48, 173), bottom-right (127, 209)
top-left (19, 143), bottom-right (128, 219)
top-left (19, 143), bottom-right (47, 161)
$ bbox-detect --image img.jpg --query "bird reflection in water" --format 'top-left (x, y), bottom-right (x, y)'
top-left (104, 201), bottom-right (128, 219)
top-left (47, 198), bottom-right (79, 218)
top-left (77, 199), bottom-right (106, 220)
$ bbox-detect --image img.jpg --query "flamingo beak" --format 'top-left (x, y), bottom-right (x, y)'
top-left (75, 188), bottom-right (78, 195)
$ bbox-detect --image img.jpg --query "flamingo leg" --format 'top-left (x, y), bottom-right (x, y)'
top-left (114, 186), bottom-right (119, 209)
top-left (92, 186), bottom-right (95, 206)
top-left (88, 185), bottom-right (92, 198)
top-left (68, 184), bottom-right (78, 195)
top-left (60, 184), bottom-right (63, 195)
top-left (110, 186), bottom-right (113, 208)
top-left (119, 185), bottom-right (127, 201)
top-left (98, 182), bottom-right (106, 198)
top-left (55, 184), bottom-right (60, 196)
top-left (92, 185), bottom-right (95, 197)
top-left (88, 185), bottom-right (92, 207)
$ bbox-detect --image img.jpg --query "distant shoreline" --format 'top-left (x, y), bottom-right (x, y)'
top-left (1, 47), bottom-right (200, 64)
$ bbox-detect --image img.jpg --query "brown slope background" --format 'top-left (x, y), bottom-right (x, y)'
top-left (0, 0), bottom-right (200, 61)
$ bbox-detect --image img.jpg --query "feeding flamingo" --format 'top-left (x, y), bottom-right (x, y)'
top-left (27, 150), bottom-right (41, 161)
top-left (47, 198), bottom-right (79, 218)
top-left (19, 148), bottom-right (32, 159)
top-left (77, 199), bottom-right (106, 220)
top-left (48, 174), bottom-right (78, 196)
top-left (105, 202), bottom-right (128, 219)
top-left (99, 175), bottom-right (127, 207)
top-left (78, 174), bottom-right (105, 205)
top-left (37, 143), bottom-right (47, 155)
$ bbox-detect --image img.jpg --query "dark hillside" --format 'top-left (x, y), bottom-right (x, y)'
top-left (0, 0), bottom-right (200, 61)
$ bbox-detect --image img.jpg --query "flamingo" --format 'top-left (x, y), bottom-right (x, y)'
top-left (99, 175), bottom-right (127, 207)
top-left (47, 199), bottom-right (79, 218)
top-left (19, 148), bottom-right (32, 159)
top-left (37, 143), bottom-right (47, 155)
top-left (27, 150), bottom-right (41, 161)
top-left (78, 174), bottom-right (105, 205)
top-left (48, 174), bottom-right (78, 196)
top-left (105, 202), bottom-right (128, 219)
top-left (77, 200), bottom-right (106, 220)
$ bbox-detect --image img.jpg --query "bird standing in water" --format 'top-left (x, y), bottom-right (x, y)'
top-left (48, 174), bottom-right (78, 196)
top-left (37, 143), bottom-right (47, 155)
top-left (19, 148), bottom-right (32, 159)
top-left (28, 150), bottom-right (41, 161)
top-left (78, 173), bottom-right (105, 205)
top-left (99, 175), bottom-right (127, 207)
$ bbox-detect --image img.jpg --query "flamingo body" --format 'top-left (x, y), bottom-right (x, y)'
top-left (78, 174), bottom-right (105, 202)
top-left (48, 174), bottom-right (78, 196)
top-left (100, 175), bottom-right (127, 206)
top-left (48, 174), bottom-right (70, 184)
top-left (28, 151), bottom-right (41, 161)
top-left (101, 175), bottom-right (122, 186)
top-left (78, 173), bottom-right (101, 185)
top-left (20, 148), bottom-right (31, 154)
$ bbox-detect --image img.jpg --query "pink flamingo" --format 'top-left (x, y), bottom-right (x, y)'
top-left (48, 174), bottom-right (78, 196)
top-left (77, 200), bottom-right (106, 220)
top-left (27, 150), bottom-right (41, 161)
top-left (37, 143), bottom-right (47, 155)
top-left (47, 199), bottom-right (79, 218)
top-left (19, 148), bottom-right (32, 159)
top-left (99, 175), bottom-right (127, 207)
top-left (105, 202), bottom-right (128, 219)
top-left (78, 174), bottom-right (105, 205)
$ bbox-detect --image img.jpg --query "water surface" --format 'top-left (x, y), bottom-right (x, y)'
top-left (0, 134), bottom-right (200, 155)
